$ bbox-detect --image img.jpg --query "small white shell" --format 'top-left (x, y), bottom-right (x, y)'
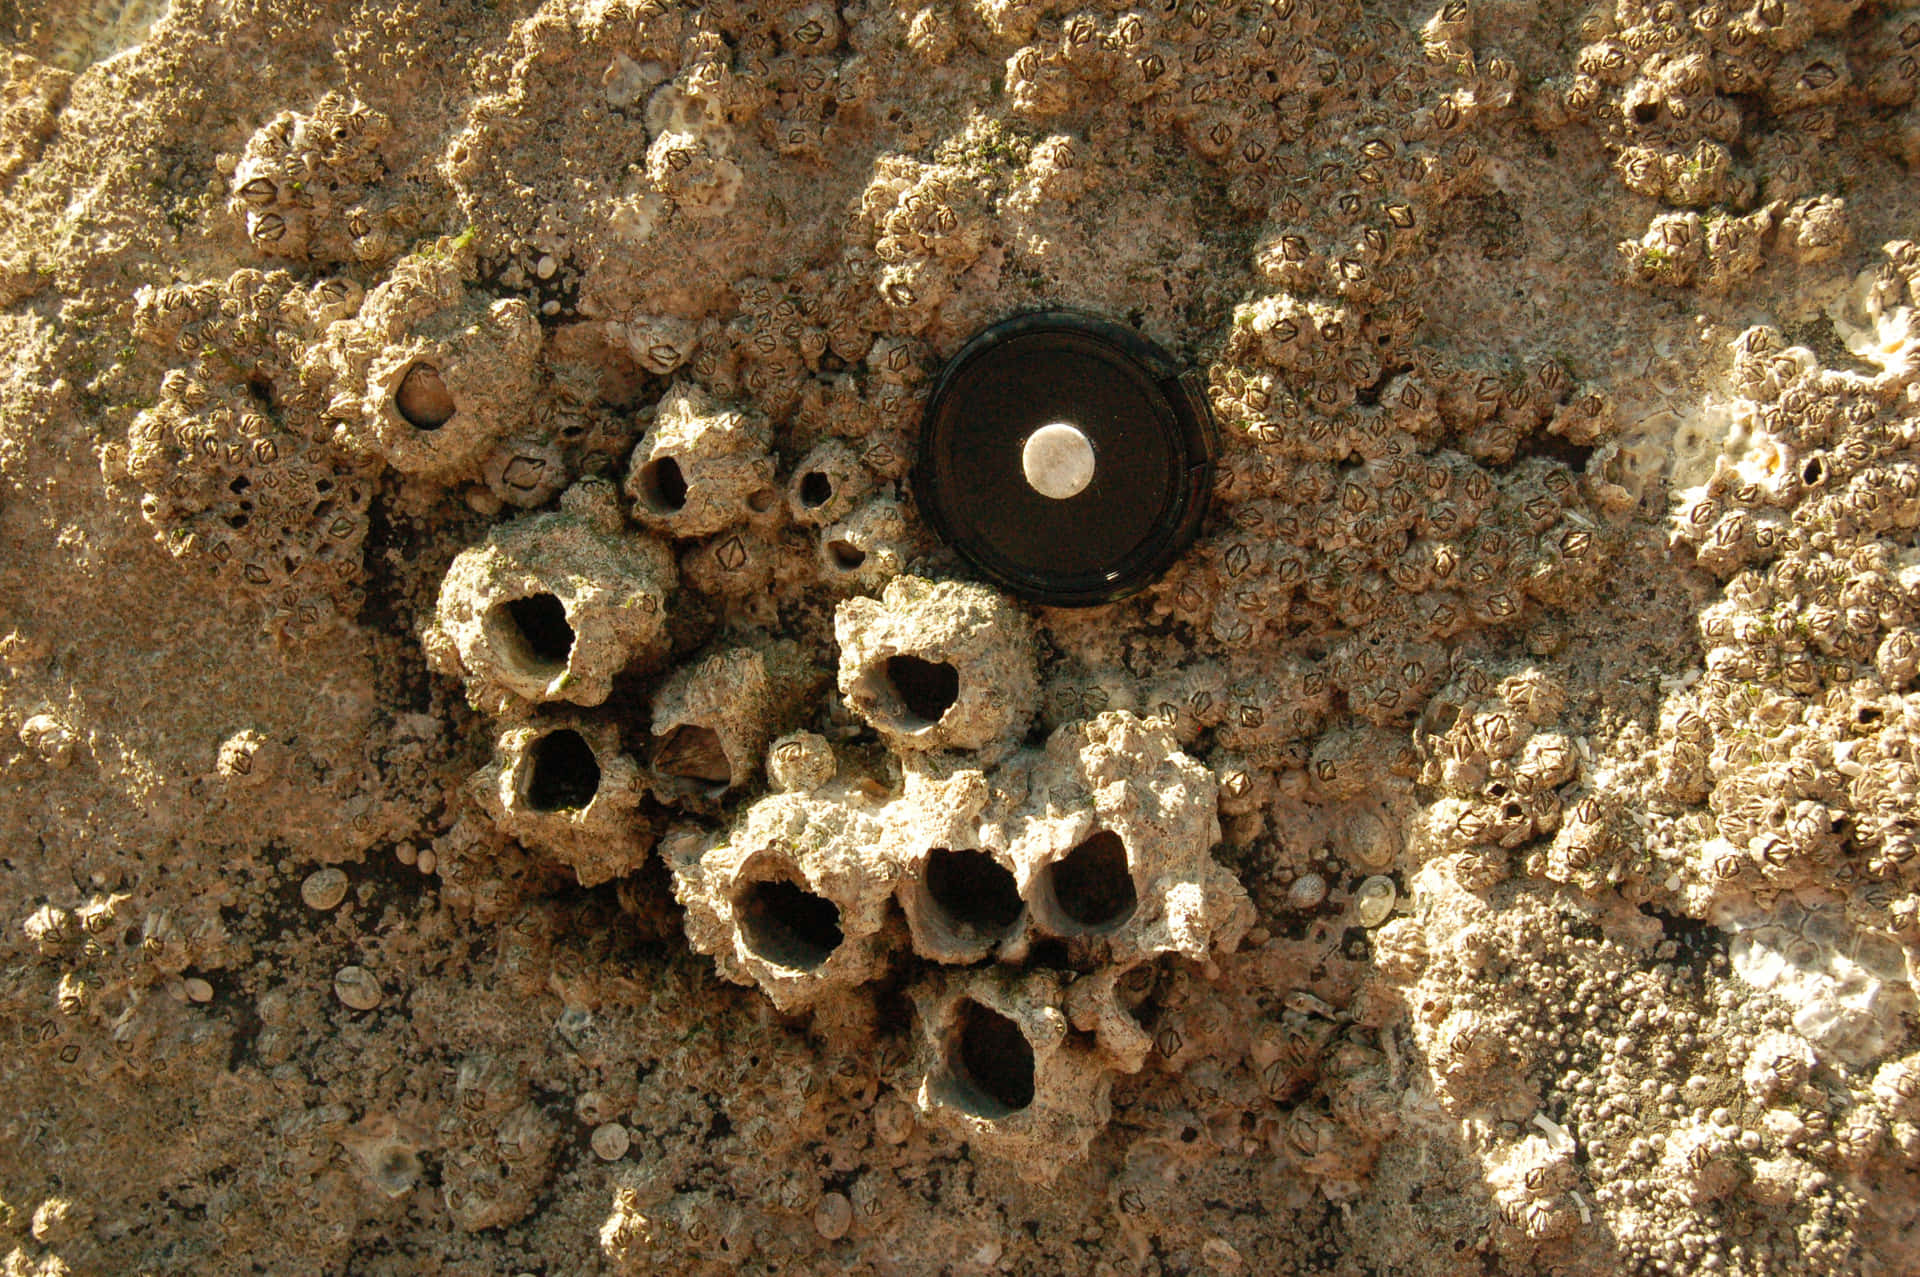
top-left (813, 1191), bottom-right (853, 1240)
top-left (591, 1122), bottom-right (630, 1161)
top-left (334, 965), bottom-right (382, 1011)
top-left (183, 977), bottom-right (214, 1003)
top-left (1355, 876), bottom-right (1397, 927)
top-left (302, 868), bottom-right (350, 911)
top-left (1286, 872), bottom-right (1328, 911)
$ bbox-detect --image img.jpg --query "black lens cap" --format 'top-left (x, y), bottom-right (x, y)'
top-left (912, 311), bottom-right (1216, 608)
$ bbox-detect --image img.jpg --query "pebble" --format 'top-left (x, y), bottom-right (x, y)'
top-left (302, 867), bottom-right (349, 911)
top-left (591, 1123), bottom-right (630, 1161)
top-left (813, 1191), bottom-right (852, 1241)
top-left (334, 965), bottom-right (382, 1010)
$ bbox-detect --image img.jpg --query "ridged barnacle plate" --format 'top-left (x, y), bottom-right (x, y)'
top-left (913, 311), bottom-right (1216, 607)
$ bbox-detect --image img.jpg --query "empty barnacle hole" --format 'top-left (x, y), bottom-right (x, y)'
top-left (394, 362), bottom-right (455, 430)
top-left (653, 723), bottom-right (734, 791)
top-left (634, 454), bottom-right (689, 513)
top-left (939, 999), bottom-right (1036, 1118)
top-left (1039, 830), bottom-right (1138, 933)
top-left (916, 848), bottom-right (1024, 945)
top-left (523, 729), bottom-right (601, 812)
top-left (824, 538), bottom-right (867, 572)
top-left (483, 592), bottom-right (575, 677)
top-left (797, 469), bottom-right (833, 509)
top-left (732, 855), bottom-right (843, 971)
top-left (857, 653), bottom-right (959, 730)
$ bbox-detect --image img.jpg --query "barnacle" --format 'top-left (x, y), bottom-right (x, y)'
top-left (425, 481), bottom-right (675, 715)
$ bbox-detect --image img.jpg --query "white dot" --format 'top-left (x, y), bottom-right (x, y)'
top-left (1021, 422), bottom-right (1095, 500)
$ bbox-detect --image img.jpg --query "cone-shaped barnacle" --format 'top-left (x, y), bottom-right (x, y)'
top-left (663, 783), bottom-right (900, 1013)
top-left (424, 480), bottom-right (675, 716)
top-left (910, 968), bottom-right (1116, 1182)
top-left (835, 575), bottom-right (1037, 762)
top-left (330, 244), bottom-right (541, 482)
top-left (624, 381), bottom-right (778, 539)
top-left (647, 639), bottom-right (824, 807)
top-left (892, 769), bottom-right (1029, 965)
top-left (469, 717), bottom-right (651, 887)
top-left (1006, 713), bottom-right (1253, 968)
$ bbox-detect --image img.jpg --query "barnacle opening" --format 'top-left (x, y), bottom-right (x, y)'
top-left (884, 655), bottom-right (959, 727)
top-left (1043, 830), bottom-right (1137, 931)
top-left (636, 455), bottom-right (688, 513)
top-left (735, 869), bottom-right (843, 971)
top-left (654, 724), bottom-right (733, 788)
top-left (826, 539), bottom-right (867, 571)
top-left (924, 848), bottom-right (1024, 939)
top-left (525, 729), bottom-right (600, 812)
top-left (946, 999), bottom-right (1035, 1117)
top-left (395, 362), bottom-right (455, 430)
top-left (484, 592), bottom-right (574, 675)
top-left (798, 470), bottom-right (833, 508)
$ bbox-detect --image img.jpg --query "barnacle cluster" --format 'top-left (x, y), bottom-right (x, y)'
top-left (1532, 0), bottom-right (1920, 291)
top-left (610, 573), bottom-right (1251, 1179)
top-left (1662, 248), bottom-right (1920, 945)
top-left (1601, 245), bottom-right (1920, 1120)
top-left (0, 53), bottom-right (69, 191)
top-left (118, 269), bottom-right (376, 638)
top-left (229, 92), bottom-right (403, 265)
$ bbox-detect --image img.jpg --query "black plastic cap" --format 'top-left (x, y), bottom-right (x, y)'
top-left (912, 311), bottom-right (1216, 608)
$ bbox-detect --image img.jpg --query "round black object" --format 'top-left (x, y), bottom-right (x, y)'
top-left (914, 310), bottom-right (1216, 607)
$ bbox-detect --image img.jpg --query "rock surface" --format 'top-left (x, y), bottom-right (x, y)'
top-left (4, 0), bottom-right (1920, 1272)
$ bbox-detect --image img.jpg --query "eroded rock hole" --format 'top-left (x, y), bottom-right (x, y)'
top-left (827, 540), bottom-right (866, 570)
top-left (950, 1000), bottom-right (1035, 1116)
top-left (1046, 830), bottom-right (1137, 929)
top-left (926, 848), bottom-right (1023, 935)
top-left (506, 593), bottom-right (573, 666)
top-left (638, 455), bottom-right (688, 512)
top-left (526, 730), bottom-right (600, 812)
top-left (799, 471), bottom-right (833, 507)
top-left (737, 876), bottom-right (842, 970)
top-left (654, 724), bottom-right (732, 786)
top-left (395, 363), bottom-right (455, 430)
top-left (886, 655), bottom-right (958, 726)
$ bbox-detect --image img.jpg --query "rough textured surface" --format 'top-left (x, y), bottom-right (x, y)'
top-left (5, 0), bottom-right (1920, 1272)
